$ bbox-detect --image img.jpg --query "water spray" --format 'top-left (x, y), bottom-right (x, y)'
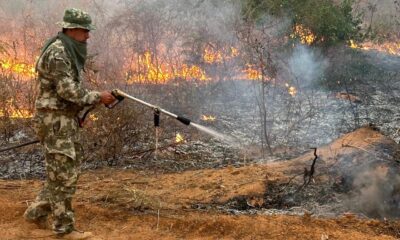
top-left (111, 89), bottom-right (233, 143)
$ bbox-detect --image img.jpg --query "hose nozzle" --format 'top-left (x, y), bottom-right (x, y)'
top-left (177, 116), bottom-right (191, 125)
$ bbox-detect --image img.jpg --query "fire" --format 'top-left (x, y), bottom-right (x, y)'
top-left (0, 109), bottom-right (33, 119)
top-left (242, 64), bottom-right (273, 82)
top-left (89, 114), bottom-right (98, 121)
top-left (230, 47), bottom-right (239, 57)
top-left (288, 86), bottom-right (297, 97)
top-left (243, 64), bottom-right (262, 80)
top-left (201, 115), bottom-right (216, 121)
top-left (180, 64), bottom-right (209, 81)
top-left (175, 133), bottom-right (184, 143)
top-left (203, 46), bottom-right (240, 64)
top-left (349, 40), bottom-right (358, 49)
top-left (0, 59), bottom-right (36, 79)
top-left (0, 99), bottom-right (33, 119)
top-left (125, 45), bottom-right (241, 84)
top-left (244, 68), bottom-right (261, 80)
top-left (349, 40), bottom-right (400, 56)
top-left (203, 46), bottom-right (223, 64)
top-left (291, 25), bottom-right (316, 45)
top-left (285, 83), bottom-right (297, 97)
top-left (126, 51), bottom-right (210, 84)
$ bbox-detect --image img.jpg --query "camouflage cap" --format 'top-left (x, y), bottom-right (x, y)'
top-left (57, 8), bottom-right (96, 31)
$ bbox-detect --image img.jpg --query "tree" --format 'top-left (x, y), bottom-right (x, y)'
top-left (241, 0), bottom-right (362, 46)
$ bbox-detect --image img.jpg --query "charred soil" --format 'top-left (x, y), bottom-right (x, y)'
top-left (1, 127), bottom-right (400, 239)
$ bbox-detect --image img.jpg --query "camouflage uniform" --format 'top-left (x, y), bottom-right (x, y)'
top-left (24, 8), bottom-right (99, 235)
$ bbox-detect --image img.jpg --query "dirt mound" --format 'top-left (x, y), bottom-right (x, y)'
top-left (230, 126), bottom-right (400, 218)
top-left (0, 126), bottom-right (399, 239)
top-left (226, 126), bottom-right (400, 218)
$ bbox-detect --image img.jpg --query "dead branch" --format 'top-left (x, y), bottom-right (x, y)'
top-left (341, 143), bottom-right (373, 154)
top-left (296, 148), bottom-right (318, 192)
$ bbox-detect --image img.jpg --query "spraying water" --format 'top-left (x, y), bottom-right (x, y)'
top-left (190, 122), bottom-right (236, 145)
top-left (113, 90), bottom-right (237, 145)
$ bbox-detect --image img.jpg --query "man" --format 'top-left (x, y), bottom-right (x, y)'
top-left (23, 8), bottom-right (115, 239)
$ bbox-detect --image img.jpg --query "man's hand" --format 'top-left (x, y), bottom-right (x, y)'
top-left (100, 91), bottom-right (116, 105)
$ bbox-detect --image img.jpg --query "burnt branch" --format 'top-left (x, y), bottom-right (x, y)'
top-left (297, 148), bottom-right (318, 192)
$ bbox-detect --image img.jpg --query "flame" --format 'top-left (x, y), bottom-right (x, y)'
top-left (0, 98), bottom-right (33, 119)
top-left (89, 114), bottom-right (98, 121)
top-left (0, 108), bottom-right (33, 118)
top-left (126, 51), bottom-right (210, 84)
top-left (243, 64), bottom-right (262, 80)
top-left (180, 64), bottom-right (209, 81)
top-left (291, 25), bottom-right (316, 45)
top-left (203, 46), bottom-right (223, 64)
top-left (175, 133), bottom-right (184, 143)
top-left (203, 46), bottom-right (239, 64)
top-left (361, 42), bottom-right (399, 56)
top-left (201, 115), bottom-right (216, 121)
top-left (285, 83), bottom-right (297, 97)
top-left (349, 40), bottom-right (400, 56)
top-left (244, 68), bottom-right (261, 80)
top-left (349, 40), bottom-right (358, 49)
top-left (242, 64), bottom-right (273, 81)
top-left (288, 86), bottom-right (297, 97)
top-left (0, 58), bottom-right (36, 79)
top-left (124, 45), bottom-right (241, 84)
top-left (230, 47), bottom-right (239, 57)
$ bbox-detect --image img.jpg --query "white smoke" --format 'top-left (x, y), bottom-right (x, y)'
top-left (288, 45), bottom-right (328, 86)
top-left (346, 164), bottom-right (400, 218)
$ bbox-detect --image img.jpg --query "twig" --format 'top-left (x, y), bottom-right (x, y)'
top-left (156, 209), bottom-right (160, 230)
top-left (297, 148), bottom-right (318, 192)
top-left (280, 173), bottom-right (303, 191)
top-left (341, 143), bottom-right (373, 154)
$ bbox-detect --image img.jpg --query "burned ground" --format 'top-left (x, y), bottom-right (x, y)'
top-left (1, 127), bottom-right (400, 239)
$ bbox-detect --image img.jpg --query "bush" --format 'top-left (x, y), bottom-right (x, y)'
top-left (241, 0), bottom-right (362, 46)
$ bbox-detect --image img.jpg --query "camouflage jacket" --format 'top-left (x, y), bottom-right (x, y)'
top-left (35, 39), bottom-right (100, 113)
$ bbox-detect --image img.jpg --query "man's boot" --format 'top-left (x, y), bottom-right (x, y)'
top-left (59, 230), bottom-right (94, 240)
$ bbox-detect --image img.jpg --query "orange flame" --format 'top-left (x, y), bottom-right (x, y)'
top-left (126, 51), bottom-right (210, 84)
top-left (291, 25), bottom-right (316, 45)
top-left (349, 40), bottom-right (358, 49)
top-left (242, 64), bottom-right (273, 81)
top-left (0, 58), bottom-right (36, 79)
top-left (0, 109), bottom-right (33, 119)
top-left (201, 115), bottom-right (216, 121)
top-left (285, 83), bottom-right (297, 97)
top-left (243, 64), bottom-right (262, 80)
top-left (0, 99), bottom-right (33, 119)
top-left (203, 46), bottom-right (223, 64)
top-left (350, 41), bottom-right (400, 56)
top-left (230, 47), bottom-right (239, 57)
top-left (175, 133), bottom-right (184, 143)
top-left (89, 114), bottom-right (98, 121)
top-left (203, 46), bottom-right (239, 64)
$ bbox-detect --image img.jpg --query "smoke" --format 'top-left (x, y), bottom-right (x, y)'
top-left (168, 0), bottom-right (240, 43)
top-left (118, 0), bottom-right (241, 43)
top-left (346, 165), bottom-right (400, 218)
top-left (288, 45), bottom-right (328, 87)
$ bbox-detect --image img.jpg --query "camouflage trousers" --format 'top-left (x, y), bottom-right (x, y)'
top-left (24, 110), bottom-right (82, 235)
